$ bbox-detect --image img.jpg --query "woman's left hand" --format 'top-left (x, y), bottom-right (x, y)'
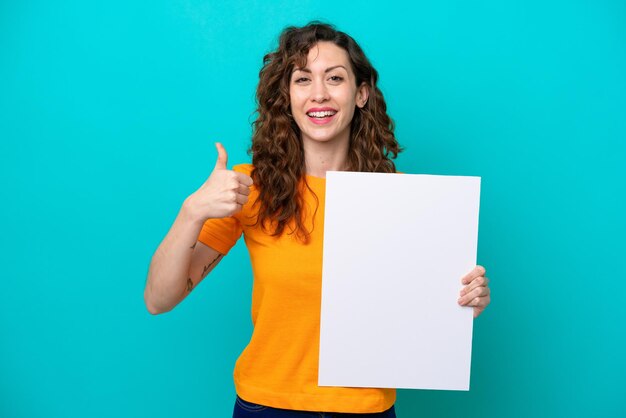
top-left (458, 265), bottom-right (490, 318)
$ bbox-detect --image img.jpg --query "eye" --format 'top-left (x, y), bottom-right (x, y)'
top-left (329, 75), bottom-right (344, 82)
top-left (294, 77), bottom-right (310, 83)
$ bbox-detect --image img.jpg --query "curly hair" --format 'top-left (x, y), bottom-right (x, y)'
top-left (249, 21), bottom-right (402, 242)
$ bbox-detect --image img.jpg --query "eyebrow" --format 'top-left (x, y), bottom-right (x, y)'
top-left (292, 65), bottom-right (348, 74)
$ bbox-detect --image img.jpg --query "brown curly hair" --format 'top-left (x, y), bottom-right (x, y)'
top-left (249, 21), bottom-right (402, 241)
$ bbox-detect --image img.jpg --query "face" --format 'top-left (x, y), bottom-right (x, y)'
top-left (289, 42), bottom-right (369, 148)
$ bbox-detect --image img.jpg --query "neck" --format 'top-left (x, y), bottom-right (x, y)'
top-left (303, 138), bottom-right (350, 178)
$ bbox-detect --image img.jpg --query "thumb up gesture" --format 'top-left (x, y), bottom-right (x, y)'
top-left (185, 143), bottom-right (254, 221)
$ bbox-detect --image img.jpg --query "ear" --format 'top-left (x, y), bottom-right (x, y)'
top-left (356, 83), bottom-right (370, 108)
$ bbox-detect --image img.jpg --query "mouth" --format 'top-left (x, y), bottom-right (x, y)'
top-left (306, 109), bottom-right (337, 125)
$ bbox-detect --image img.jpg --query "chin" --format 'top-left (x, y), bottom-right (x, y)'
top-left (306, 134), bottom-right (340, 144)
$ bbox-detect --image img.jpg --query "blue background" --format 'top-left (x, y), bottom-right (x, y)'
top-left (1, 1), bottom-right (625, 417)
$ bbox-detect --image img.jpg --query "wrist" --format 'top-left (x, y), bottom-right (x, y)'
top-left (180, 196), bottom-right (207, 227)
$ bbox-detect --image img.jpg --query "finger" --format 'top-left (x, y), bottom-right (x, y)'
top-left (214, 142), bottom-right (228, 170)
top-left (472, 294), bottom-right (491, 308)
top-left (458, 286), bottom-right (490, 306)
top-left (460, 276), bottom-right (489, 296)
top-left (235, 193), bottom-right (249, 205)
top-left (235, 172), bottom-right (253, 186)
top-left (237, 184), bottom-right (251, 196)
top-left (466, 296), bottom-right (487, 309)
top-left (460, 276), bottom-right (488, 296)
top-left (461, 265), bottom-right (486, 285)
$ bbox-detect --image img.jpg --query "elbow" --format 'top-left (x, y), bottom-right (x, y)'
top-left (145, 298), bottom-right (161, 315)
top-left (145, 302), bottom-right (162, 315)
top-left (144, 288), bottom-right (166, 315)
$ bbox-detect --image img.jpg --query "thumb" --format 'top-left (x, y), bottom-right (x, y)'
top-left (214, 142), bottom-right (228, 170)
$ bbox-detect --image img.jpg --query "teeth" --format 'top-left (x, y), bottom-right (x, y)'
top-left (307, 110), bottom-right (336, 118)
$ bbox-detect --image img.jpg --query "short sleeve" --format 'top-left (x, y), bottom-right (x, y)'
top-left (197, 216), bottom-right (242, 255)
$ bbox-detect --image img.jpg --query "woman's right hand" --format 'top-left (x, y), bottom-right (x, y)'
top-left (184, 142), bottom-right (254, 221)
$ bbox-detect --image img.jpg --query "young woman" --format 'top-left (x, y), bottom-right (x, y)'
top-left (144, 22), bottom-right (491, 417)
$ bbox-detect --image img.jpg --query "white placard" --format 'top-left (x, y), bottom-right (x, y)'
top-left (319, 171), bottom-right (481, 390)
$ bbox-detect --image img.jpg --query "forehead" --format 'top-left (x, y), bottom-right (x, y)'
top-left (297, 41), bottom-right (351, 70)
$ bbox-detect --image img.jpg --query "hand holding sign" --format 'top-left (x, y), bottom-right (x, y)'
top-left (458, 265), bottom-right (490, 318)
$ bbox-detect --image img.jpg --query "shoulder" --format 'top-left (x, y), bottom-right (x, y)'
top-left (232, 163), bottom-right (254, 176)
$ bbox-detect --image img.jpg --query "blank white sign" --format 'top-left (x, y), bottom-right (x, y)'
top-left (319, 171), bottom-right (481, 390)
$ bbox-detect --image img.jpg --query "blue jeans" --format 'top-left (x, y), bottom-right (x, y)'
top-left (233, 396), bottom-right (397, 418)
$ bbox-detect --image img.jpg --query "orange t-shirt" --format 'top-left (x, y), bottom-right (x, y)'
top-left (197, 164), bottom-right (395, 413)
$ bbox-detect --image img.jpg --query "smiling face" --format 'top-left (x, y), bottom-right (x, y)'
top-left (289, 42), bottom-right (369, 150)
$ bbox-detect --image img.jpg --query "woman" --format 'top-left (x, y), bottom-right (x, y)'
top-left (144, 22), bottom-right (491, 417)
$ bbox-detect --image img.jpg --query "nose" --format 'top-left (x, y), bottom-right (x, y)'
top-left (310, 79), bottom-right (329, 103)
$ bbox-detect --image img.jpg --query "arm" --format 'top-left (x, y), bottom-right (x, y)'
top-left (144, 202), bottom-right (224, 315)
top-left (143, 143), bottom-right (253, 315)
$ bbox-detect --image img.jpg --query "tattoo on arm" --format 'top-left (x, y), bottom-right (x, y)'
top-left (186, 254), bottom-right (223, 293)
top-left (202, 254), bottom-right (223, 278)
